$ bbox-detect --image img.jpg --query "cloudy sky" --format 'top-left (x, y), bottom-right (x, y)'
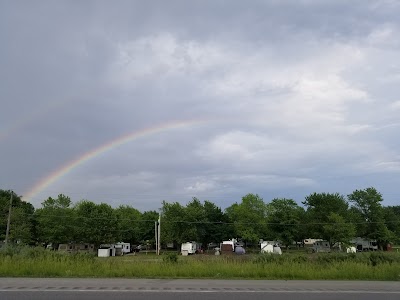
top-left (1, 0), bottom-right (399, 211)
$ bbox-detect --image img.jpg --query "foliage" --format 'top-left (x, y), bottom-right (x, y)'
top-left (34, 194), bottom-right (75, 245)
top-left (348, 187), bottom-right (392, 246)
top-left (162, 252), bottom-right (179, 264)
top-left (73, 200), bottom-right (118, 246)
top-left (302, 192), bottom-right (350, 240)
top-left (266, 198), bottom-right (305, 248)
top-left (0, 186), bottom-right (397, 248)
top-left (0, 190), bottom-right (34, 244)
top-left (225, 194), bottom-right (269, 243)
top-left (113, 205), bottom-right (141, 244)
top-left (322, 212), bottom-right (356, 247)
top-left (137, 210), bottom-right (159, 244)
top-left (1, 246), bottom-right (400, 280)
top-left (383, 206), bottom-right (400, 244)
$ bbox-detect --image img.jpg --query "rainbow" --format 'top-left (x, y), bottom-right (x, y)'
top-left (24, 119), bottom-right (206, 203)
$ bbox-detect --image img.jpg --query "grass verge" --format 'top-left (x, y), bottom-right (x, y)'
top-left (1, 246), bottom-right (399, 280)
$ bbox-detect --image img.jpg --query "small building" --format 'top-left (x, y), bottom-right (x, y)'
top-left (98, 244), bottom-right (117, 257)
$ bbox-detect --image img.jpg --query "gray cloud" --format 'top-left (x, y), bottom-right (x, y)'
top-left (1, 0), bottom-right (400, 210)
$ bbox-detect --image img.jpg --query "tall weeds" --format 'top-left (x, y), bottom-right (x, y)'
top-left (1, 246), bottom-right (399, 280)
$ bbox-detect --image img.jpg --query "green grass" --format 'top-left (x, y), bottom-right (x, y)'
top-left (1, 246), bottom-right (400, 280)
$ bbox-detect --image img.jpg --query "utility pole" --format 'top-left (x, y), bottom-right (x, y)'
top-left (5, 191), bottom-right (13, 246)
top-left (154, 221), bottom-right (158, 255)
top-left (157, 213), bottom-right (161, 255)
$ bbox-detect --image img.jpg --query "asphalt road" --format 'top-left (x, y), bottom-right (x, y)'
top-left (1, 278), bottom-right (399, 300)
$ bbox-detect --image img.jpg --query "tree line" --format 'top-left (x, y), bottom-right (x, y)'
top-left (1, 187), bottom-right (399, 249)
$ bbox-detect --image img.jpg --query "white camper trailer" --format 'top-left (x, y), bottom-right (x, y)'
top-left (116, 242), bottom-right (131, 255)
top-left (261, 241), bottom-right (282, 255)
top-left (181, 242), bottom-right (201, 255)
top-left (351, 237), bottom-right (378, 251)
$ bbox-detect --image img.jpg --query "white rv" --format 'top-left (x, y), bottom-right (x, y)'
top-left (181, 242), bottom-right (201, 255)
top-left (116, 242), bottom-right (131, 255)
top-left (350, 237), bottom-right (378, 251)
top-left (261, 241), bottom-right (282, 255)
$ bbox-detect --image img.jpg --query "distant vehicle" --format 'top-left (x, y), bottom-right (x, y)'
top-left (181, 241), bottom-right (201, 255)
top-left (347, 246), bottom-right (357, 253)
top-left (220, 239), bottom-right (246, 255)
top-left (261, 241), bottom-right (282, 255)
top-left (116, 242), bottom-right (131, 255)
top-left (303, 238), bottom-right (323, 247)
top-left (58, 243), bottom-right (95, 254)
top-left (350, 237), bottom-right (378, 251)
top-left (220, 240), bottom-right (236, 253)
top-left (132, 244), bottom-right (142, 253)
top-left (312, 240), bottom-right (331, 253)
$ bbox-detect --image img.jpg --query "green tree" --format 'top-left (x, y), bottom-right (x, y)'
top-left (266, 198), bottom-right (305, 248)
top-left (322, 212), bottom-right (356, 247)
top-left (348, 187), bottom-right (392, 247)
top-left (113, 205), bottom-right (142, 244)
top-left (0, 190), bottom-right (34, 244)
top-left (74, 200), bottom-right (118, 246)
top-left (34, 194), bottom-right (75, 245)
top-left (225, 194), bottom-right (269, 244)
top-left (160, 201), bottom-right (188, 247)
top-left (383, 206), bottom-right (400, 245)
top-left (137, 210), bottom-right (159, 245)
top-left (202, 200), bottom-right (234, 246)
top-left (302, 192), bottom-right (350, 239)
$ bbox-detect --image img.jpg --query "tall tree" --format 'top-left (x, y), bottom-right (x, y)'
top-left (348, 187), bottom-right (392, 247)
top-left (35, 194), bottom-right (74, 245)
top-left (74, 200), bottom-right (118, 246)
top-left (302, 192), bottom-right (350, 239)
top-left (202, 200), bottom-right (234, 246)
top-left (225, 194), bottom-right (269, 244)
top-left (322, 212), bottom-right (356, 247)
top-left (383, 206), bottom-right (400, 245)
top-left (113, 205), bottom-right (142, 244)
top-left (137, 210), bottom-right (159, 245)
top-left (0, 190), bottom-right (34, 244)
top-left (160, 201), bottom-right (188, 246)
top-left (266, 198), bottom-right (305, 248)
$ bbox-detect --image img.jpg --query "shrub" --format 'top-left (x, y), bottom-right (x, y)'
top-left (163, 252), bottom-right (179, 264)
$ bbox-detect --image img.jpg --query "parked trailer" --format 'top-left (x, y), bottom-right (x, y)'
top-left (312, 240), bottom-right (331, 253)
top-left (58, 243), bottom-right (95, 254)
top-left (116, 242), bottom-right (131, 255)
top-left (351, 237), bottom-right (378, 251)
top-left (261, 241), bottom-right (282, 255)
top-left (181, 242), bottom-right (201, 255)
top-left (98, 244), bottom-right (116, 257)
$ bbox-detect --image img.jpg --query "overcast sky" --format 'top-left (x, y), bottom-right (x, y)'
top-left (1, 0), bottom-right (400, 211)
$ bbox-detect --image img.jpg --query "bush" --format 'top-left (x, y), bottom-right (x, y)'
top-left (163, 252), bottom-right (179, 264)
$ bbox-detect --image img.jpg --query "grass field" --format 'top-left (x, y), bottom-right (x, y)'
top-left (1, 246), bottom-right (399, 280)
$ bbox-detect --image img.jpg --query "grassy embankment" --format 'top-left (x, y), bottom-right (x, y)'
top-left (0, 246), bottom-right (399, 280)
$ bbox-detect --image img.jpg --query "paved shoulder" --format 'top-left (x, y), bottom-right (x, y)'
top-left (0, 278), bottom-right (399, 292)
